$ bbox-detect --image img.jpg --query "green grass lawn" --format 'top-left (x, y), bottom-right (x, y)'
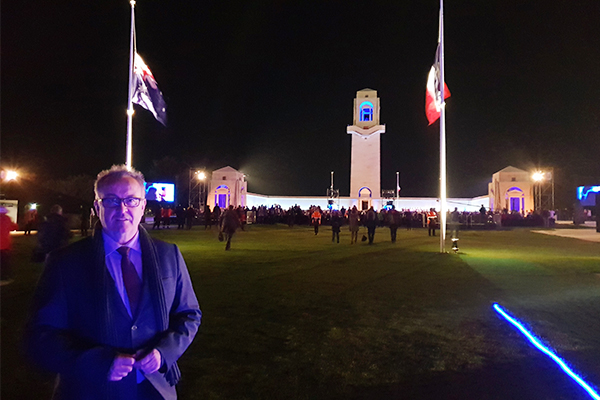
top-left (2, 225), bottom-right (599, 399)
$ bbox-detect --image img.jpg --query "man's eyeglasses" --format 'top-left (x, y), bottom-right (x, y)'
top-left (98, 197), bottom-right (142, 208)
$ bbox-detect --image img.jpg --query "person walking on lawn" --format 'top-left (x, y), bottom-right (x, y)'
top-left (220, 205), bottom-right (240, 251)
top-left (365, 207), bottom-right (377, 245)
top-left (348, 206), bottom-right (361, 244)
top-left (311, 207), bottom-right (322, 235)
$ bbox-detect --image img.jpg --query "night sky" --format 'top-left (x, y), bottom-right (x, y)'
top-left (3, 1), bottom-right (600, 201)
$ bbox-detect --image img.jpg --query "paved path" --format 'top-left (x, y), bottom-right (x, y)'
top-left (532, 222), bottom-right (600, 243)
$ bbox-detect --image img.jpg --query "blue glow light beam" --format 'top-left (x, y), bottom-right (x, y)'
top-left (493, 303), bottom-right (600, 400)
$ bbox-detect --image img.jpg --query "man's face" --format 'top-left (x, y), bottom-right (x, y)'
top-left (94, 176), bottom-right (146, 244)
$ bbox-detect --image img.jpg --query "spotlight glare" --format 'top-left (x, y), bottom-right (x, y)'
top-left (5, 170), bottom-right (18, 181)
top-left (532, 171), bottom-right (544, 182)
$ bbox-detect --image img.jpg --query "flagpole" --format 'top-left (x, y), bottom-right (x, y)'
top-left (396, 171), bottom-right (400, 209)
top-left (126, 0), bottom-right (136, 169)
top-left (439, 0), bottom-right (447, 253)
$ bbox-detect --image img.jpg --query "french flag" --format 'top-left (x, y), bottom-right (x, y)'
top-left (132, 53), bottom-right (167, 126)
top-left (425, 45), bottom-right (450, 125)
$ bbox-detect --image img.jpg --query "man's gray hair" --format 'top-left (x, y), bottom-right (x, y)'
top-left (94, 165), bottom-right (146, 198)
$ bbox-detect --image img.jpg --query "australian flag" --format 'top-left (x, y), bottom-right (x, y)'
top-left (132, 53), bottom-right (167, 126)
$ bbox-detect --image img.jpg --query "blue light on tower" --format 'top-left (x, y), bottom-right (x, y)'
top-left (359, 101), bottom-right (373, 122)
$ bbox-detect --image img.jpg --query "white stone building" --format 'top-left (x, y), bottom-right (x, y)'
top-left (206, 166), bottom-right (247, 209)
top-left (346, 88), bottom-right (386, 210)
top-left (203, 89), bottom-right (511, 213)
top-left (488, 166), bottom-right (534, 213)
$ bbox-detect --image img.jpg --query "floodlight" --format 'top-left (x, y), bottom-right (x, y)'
top-left (532, 171), bottom-right (544, 182)
top-left (451, 237), bottom-right (459, 253)
top-left (5, 170), bottom-right (18, 181)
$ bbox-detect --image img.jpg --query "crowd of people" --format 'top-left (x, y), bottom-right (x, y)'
top-left (2, 200), bottom-right (561, 273)
top-left (150, 202), bottom-right (198, 230)
top-left (221, 204), bottom-right (492, 230)
top-left (134, 202), bottom-right (464, 248)
top-left (96, 202), bottom-right (510, 244)
top-left (164, 203), bottom-right (502, 247)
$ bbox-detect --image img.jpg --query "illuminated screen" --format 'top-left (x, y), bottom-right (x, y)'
top-left (577, 186), bottom-right (600, 206)
top-left (145, 182), bottom-right (175, 202)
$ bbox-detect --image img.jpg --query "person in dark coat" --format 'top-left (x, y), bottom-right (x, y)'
top-left (220, 205), bottom-right (240, 251)
top-left (24, 165), bottom-right (201, 400)
top-left (24, 205), bottom-right (39, 235)
top-left (175, 205), bottom-right (186, 229)
top-left (185, 206), bottom-right (196, 230)
top-left (152, 203), bottom-right (162, 230)
top-left (387, 206), bottom-right (401, 243)
top-left (37, 204), bottom-right (71, 258)
top-left (365, 207), bottom-right (377, 245)
top-left (330, 210), bottom-right (341, 243)
top-left (212, 205), bottom-right (221, 228)
top-left (479, 205), bottom-right (487, 223)
top-left (80, 205), bottom-right (91, 237)
top-left (237, 206), bottom-right (247, 231)
top-left (203, 205), bottom-right (212, 230)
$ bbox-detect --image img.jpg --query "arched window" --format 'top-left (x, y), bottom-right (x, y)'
top-left (359, 101), bottom-right (374, 122)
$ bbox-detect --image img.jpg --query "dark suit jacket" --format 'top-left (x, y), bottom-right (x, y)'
top-left (25, 227), bottom-right (202, 400)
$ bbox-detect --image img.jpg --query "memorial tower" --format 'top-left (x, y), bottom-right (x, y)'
top-left (347, 89), bottom-right (386, 210)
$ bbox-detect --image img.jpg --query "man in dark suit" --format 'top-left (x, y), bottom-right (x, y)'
top-left (25, 165), bottom-right (202, 399)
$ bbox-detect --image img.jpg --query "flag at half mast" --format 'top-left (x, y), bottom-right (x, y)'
top-left (425, 44), bottom-right (450, 125)
top-left (132, 53), bottom-right (167, 126)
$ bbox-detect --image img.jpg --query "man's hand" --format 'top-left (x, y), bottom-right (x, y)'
top-left (108, 354), bottom-right (135, 381)
top-left (134, 349), bottom-right (162, 375)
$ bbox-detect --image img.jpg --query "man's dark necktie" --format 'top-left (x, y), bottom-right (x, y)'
top-left (117, 246), bottom-right (142, 316)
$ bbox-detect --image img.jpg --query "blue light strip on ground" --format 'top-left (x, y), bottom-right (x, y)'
top-left (493, 303), bottom-right (600, 400)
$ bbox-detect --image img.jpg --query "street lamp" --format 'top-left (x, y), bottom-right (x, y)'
top-left (531, 169), bottom-right (555, 212)
top-left (6, 170), bottom-right (18, 181)
top-left (196, 171), bottom-right (207, 209)
top-left (532, 171), bottom-right (543, 212)
top-left (532, 171), bottom-right (544, 182)
top-left (1, 169), bottom-right (19, 182)
top-left (188, 169), bottom-right (203, 209)
top-left (1, 169), bottom-right (20, 200)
